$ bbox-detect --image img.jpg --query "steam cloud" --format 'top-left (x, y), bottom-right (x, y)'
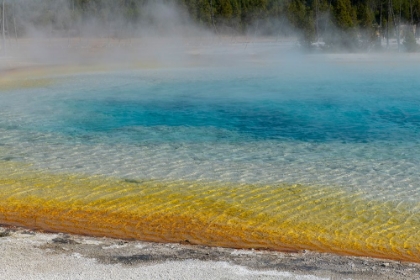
top-left (0, 0), bottom-right (307, 68)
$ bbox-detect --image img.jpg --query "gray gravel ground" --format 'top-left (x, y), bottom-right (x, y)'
top-left (1, 226), bottom-right (420, 280)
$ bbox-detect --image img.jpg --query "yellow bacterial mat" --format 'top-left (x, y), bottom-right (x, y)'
top-left (1, 161), bottom-right (419, 262)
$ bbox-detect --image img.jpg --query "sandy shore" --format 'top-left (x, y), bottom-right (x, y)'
top-left (2, 225), bottom-right (420, 280)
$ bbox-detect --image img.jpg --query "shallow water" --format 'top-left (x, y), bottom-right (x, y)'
top-left (1, 53), bottom-right (420, 261)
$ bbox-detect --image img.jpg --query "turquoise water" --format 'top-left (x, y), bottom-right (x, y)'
top-left (4, 64), bottom-right (420, 143)
top-left (1, 58), bottom-right (420, 200)
top-left (3, 53), bottom-right (420, 261)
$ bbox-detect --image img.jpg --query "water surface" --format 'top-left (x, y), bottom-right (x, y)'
top-left (1, 54), bottom-right (420, 261)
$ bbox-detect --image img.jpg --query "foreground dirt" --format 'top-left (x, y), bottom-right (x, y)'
top-left (1, 225), bottom-right (419, 279)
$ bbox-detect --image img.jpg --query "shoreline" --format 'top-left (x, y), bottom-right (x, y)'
top-left (1, 162), bottom-right (420, 263)
top-left (2, 225), bottom-right (420, 280)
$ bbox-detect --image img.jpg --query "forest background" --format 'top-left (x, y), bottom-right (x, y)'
top-left (1, 0), bottom-right (419, 51)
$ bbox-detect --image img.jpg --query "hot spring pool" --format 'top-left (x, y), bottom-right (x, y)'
top-left (1, 55), bottom-right (420, 261)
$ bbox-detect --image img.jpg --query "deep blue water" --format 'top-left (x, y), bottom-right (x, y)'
top-left (2, 63), bottom-right (420, 145)
top-left (2, 61), bottom-right (420, 192)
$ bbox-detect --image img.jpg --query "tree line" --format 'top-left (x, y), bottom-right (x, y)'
top-left (72, 0), bottom-right (420, 49)
top-left (1, 0), bottom-right (420, 51)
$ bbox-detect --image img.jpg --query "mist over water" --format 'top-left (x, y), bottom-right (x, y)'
top-left (0, 1), bottom-right (199, 66)
top-left (2, 0), bottom-right (418, 67)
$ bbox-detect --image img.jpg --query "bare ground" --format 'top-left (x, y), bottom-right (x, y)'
top-left (1, 225), bottom-right (419, 280)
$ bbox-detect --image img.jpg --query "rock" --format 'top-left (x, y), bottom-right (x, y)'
top-left (0, 231), bottom-right (10, 237)
top-left (52, 237), bottom-right (79, 245)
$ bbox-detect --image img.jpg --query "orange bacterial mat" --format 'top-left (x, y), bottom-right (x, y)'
top-left (1, 161), bottom-right (419, 262)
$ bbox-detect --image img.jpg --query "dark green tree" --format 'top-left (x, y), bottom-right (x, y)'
top-left (288, 0), bottom-right (315, 46)
top-left (404, 29), bottom-right (419, 51)
top-left (334, 0), bottom-right (355, 30)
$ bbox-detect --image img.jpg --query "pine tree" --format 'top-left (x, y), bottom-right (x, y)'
top-left (197, 0), bottom-right (213, 25)
top-left (404, 30), bottom-right (418, 52)
top-left (288, 0), bottom-right (315, 46)
top-left (220, 0), bottom-right (233, 18)
top-left (334, 0), bottom-right (354, 30)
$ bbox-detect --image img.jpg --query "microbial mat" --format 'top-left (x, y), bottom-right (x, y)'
top-left (1, 54), bottom-right (420, 262)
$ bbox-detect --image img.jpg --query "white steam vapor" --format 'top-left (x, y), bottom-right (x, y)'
top-left (1, 0), bottom-right (226, 67)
